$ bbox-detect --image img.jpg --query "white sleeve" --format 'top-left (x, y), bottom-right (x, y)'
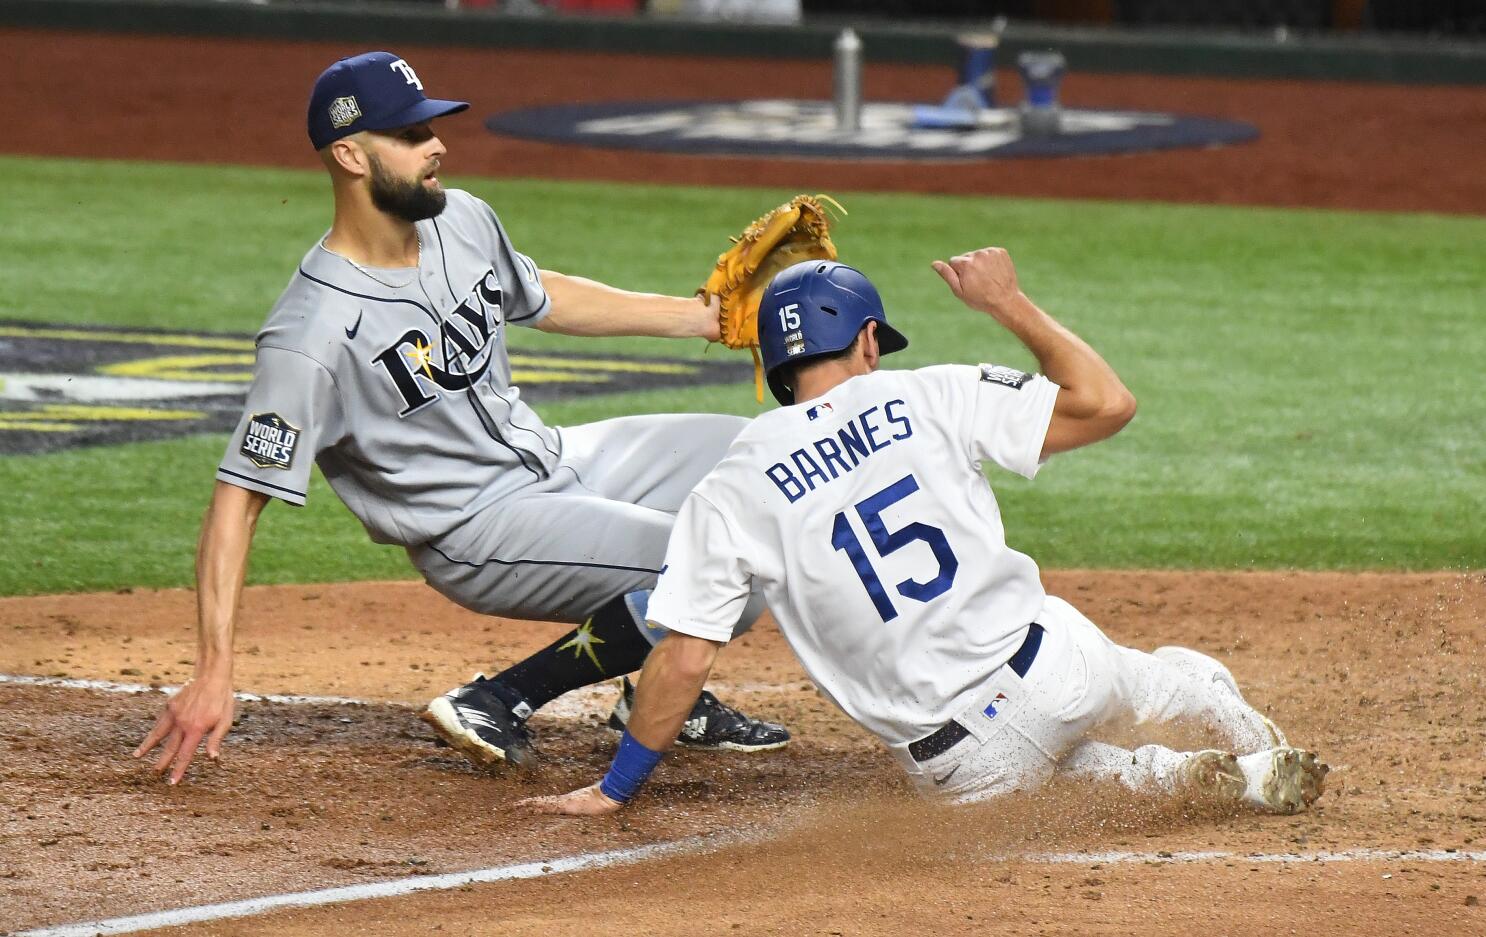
top-left (914, 364), bottom-right (1060, 480)
top-left (644, 492), bottom-right (753, 644)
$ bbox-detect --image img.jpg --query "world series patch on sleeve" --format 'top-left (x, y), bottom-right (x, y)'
top-left (980, 364), bottom-right (1032, 389)
top-left (240, 412), bottom-right (300, 469)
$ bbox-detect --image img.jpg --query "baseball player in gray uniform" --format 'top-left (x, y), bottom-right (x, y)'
top-left (133, 50), bottom-right (785, 784)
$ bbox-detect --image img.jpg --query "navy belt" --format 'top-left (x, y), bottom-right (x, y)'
top-left (908, 622), bottom-right (1044, 764)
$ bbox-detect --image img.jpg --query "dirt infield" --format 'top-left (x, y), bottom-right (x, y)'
top-left (4, 571), bottom-right (1484, 934)
top-left (4, 28), bottom-right (1486, 214)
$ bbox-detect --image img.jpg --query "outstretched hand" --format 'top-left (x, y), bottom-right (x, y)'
top-left (931, 247), bottom-right (1023, 318)
top-left (132, 673), bottom-right (235, 784)
top-left (515, 783), bottom-right (625, 817)
top-left (698, 292), bottom-right (722, 343)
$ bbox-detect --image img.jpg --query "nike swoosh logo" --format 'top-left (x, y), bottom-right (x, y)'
top-left (345, 311), bottom-right (363, 339)
top-left (932, 765), bottom-right (961, 787)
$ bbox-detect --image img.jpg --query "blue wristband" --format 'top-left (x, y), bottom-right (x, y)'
top-left (599, 730), bottom-right (665, 804)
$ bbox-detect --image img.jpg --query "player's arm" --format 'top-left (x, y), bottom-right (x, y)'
top-left (133, 481), bottom-right (269, 783)
top-left (932, 248), bottom-right (1136, 457)
top-left (519, 491), bottom-right (748, 816)
top-left (517, 631), bottom-right (724, 816)
top-left (622, 632), bottom-right (725, 749)
top-left (534, 270), bottom-right (720, 340)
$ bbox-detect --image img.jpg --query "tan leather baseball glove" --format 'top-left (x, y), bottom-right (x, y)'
top-left (701, 194), bottom-right (844, 401)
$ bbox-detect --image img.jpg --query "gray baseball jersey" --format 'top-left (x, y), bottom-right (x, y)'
top-left (218, 188), bottom-right (557, 545)
top-left (219, 187), bottom-right (762, 632)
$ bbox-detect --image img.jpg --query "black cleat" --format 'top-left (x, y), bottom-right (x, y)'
top-left (421, 675), bottom-right (537, 769)
top-left (607, 676), bottom-right (790, 753)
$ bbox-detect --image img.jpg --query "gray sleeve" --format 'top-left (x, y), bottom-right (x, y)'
top-left (483, 201), bottom-right (551, 329)
top-left (216, 346), bottom-right (342, 506)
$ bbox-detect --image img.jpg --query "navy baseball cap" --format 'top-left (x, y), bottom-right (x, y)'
top-left (759, 260), bottom-right (908, 405)
top-left (307, 51), bottom-right (469, 150)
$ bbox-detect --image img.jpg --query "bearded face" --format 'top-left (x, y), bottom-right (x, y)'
top-left (368, 150), bottom-right (446, 223)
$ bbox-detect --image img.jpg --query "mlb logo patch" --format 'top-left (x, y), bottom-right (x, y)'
top-left (983, 692), bottom-right (1009, 719)
top-left (980, 364), bottom-right (1032, 389)
top-left (328, 96), bottom-right (362, 129)
top-left (806, 401), bottom-right (834, 421)
top-left (240, 412), bottom-right (300, 470)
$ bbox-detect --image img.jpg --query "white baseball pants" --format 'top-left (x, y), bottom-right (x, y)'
top-left (911, 595), bottom-right (1283, 803)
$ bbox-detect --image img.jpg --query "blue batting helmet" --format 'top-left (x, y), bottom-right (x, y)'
top-left (758, 260), bottom-right (908, 405)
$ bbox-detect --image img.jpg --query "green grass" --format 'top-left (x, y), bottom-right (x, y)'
top-left (2, 156), bottom-right (1483, 594)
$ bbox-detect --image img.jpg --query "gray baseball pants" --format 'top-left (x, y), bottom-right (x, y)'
top-left (409, 413), bottom-right (764, 639)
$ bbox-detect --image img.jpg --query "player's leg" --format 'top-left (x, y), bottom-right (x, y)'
top-left (414, 491), bottom-right (780, 767)
top-left (934, 610), bottom-right (1240, 798)
top-left (555, 412), bottom-right (767, 638)
top-left (1107, 641), bottom-right (1286, 754)
top-left (1042, 596), bottom-right (1282, 754)
top-left (1058, 739), bottom-right (1324, 814)
top-left (414, 490), bottom-right (668, 621)
top-left (913, 615), bottom-right (1229, 804)
top-left (1058, 740), bottom-right (1247, 801)
top-left (553, 413), bottom-right (783, 742)
top-left (1042, 596), bottom-right (1327, 812)
top-left (422, 485), bottom-right (764, 642)
top-left (413, 493), bottom-right (660, 767)
top-left (1147, 646), bottom-right (1288, 749)
top-left (555, 413), bottom-right (748, 513)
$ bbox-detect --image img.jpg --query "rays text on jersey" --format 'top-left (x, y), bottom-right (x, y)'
top-left (371, 270), bottom-right (505, 416)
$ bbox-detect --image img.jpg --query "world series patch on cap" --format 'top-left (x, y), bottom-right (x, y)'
top-left (328, 96), bottom-right (363, 130)
top-left (241, 413), bottom-right (300, 470)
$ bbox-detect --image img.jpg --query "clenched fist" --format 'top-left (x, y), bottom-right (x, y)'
top-left (931, 247), bottom-right (1024, 318)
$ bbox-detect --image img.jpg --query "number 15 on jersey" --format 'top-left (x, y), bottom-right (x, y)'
top-left (830, 473), bottom-right (958, 622)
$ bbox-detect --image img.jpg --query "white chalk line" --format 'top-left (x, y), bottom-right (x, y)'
top-left (10, 836), bottom-right (722, 937)
top-left (0, 673), bottom-right (802, 719)
top-left (16, 845), bottom-right (1485, 937)
top-left (1004, 848), bottom-right (1486, 865)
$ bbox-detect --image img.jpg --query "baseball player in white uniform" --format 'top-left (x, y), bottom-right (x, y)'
top-left (133, 51), bottom-right (788, 785)
top-left (524, 250), bottom-right (1328, 816)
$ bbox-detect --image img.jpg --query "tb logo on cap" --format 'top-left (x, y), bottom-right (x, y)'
top-left (389, 58), bottom-right (423, 91)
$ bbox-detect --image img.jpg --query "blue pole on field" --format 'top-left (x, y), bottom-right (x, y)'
top-left (956, 33), bottom-right (999, 108)
top-left (1017, 50), bottom-right (1066, 136)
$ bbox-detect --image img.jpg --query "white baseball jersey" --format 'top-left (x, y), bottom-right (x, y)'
top-left (646, 364), bottom-right (1060, 756)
